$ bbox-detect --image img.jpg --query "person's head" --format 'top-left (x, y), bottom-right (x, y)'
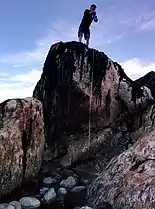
top-left (90, 4), bottom-right (97, 11)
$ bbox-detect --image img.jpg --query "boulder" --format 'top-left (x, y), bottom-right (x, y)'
top-left (33, 42), bottom-right (129, 148)
top-left (88, 127), bottom-right (155, 209)
top-left (0, 97), bottom-right (44, 198)
top-left (33, 41), bottom-right (153, 165)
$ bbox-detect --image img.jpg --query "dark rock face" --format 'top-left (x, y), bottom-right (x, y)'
top-left (0, 98), bottom-right (44, 199)
top-left (33, 41), bottom-right (154, 164)
top-left (33, 41), bottom-right (123, 146)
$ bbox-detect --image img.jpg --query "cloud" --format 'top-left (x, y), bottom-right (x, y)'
top-left (0, 20), bottom-right (78, 67)
top-left (12, 69), bottom-right (42, 84)
top-left (0, 17), bottom-right (124, 68)
top-left (139, 18), bottom-right (155, 31)
top-left (0, 83), bottom-right (35, 104)
top-left (106, 34), bottom-right (123, 44)
top-left (120, 58), bottom-right (155, 80)
top-left (2, 14), bottom-right (151, 103)
top-left (0, 20), bottom-right (79, 103)
top-left (123, 12), bottom-right (155, 32)
top-left (0, 69), bottom-right (42, 103)
top-left (0, 17), bottom-right (125, 103)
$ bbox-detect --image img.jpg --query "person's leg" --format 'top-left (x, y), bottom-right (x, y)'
top-left (84, 28), bottom-right (90, 47)
top-left (86, 38), bottom-right (89, 47)
top-left (78, 27), bottom-right (83, 42)
top-left (79, 35), bottom-right (82, 42)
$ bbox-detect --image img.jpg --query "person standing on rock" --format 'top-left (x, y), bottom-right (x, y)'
top-left (78, 4), bottom-right (98, 47)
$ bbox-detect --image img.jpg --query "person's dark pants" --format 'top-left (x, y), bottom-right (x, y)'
top-left (78, 26), bottom-right (90, 40)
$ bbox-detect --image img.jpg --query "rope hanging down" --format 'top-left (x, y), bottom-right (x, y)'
top-left (88, 49), bottom-right (95, 147)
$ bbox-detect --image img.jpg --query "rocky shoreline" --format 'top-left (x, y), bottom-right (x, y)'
top-left (0, 159), bottom-right (107, 209)
top-left (1, 41), bottom-right (155, 209)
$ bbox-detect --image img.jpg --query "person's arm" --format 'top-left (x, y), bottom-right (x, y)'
top-left (93, 12), bottom-right (98, 22)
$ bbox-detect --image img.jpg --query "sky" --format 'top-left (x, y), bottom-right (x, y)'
top-left (0, 0), bottom-right (155, 103)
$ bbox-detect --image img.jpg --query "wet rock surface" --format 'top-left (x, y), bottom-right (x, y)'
top-left (33, 41), bottom-right (134, 161)
top-left (33, 41), bottom-right (154, 168)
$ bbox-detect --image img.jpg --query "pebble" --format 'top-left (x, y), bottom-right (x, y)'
top-left (56, 168), bottom-right (62, 173)
top-left (43, 177), bottom-right (57, 187)
top-left (0, 204), bottom-right (6, 209)
top-left (0, 165), bottom-right (91, 209)
top-left (57, 188), bottom-right (67, 196)
top-left (71, 186), bottom-right (86, 193)
top-left (9, 201), bottom-right (21, 209)
top-left (6, 205), bottom-right (15, 209)
top-left (0, 204), bottom-right (15, 209)
top-left (19, 197), bottom-right (40, 209)
top-left (43, 188), bottom-right (57, 204)
top-left (60, 176), bottom-right (76, 190)
top-left (40, 187), bottom-right (49, 195)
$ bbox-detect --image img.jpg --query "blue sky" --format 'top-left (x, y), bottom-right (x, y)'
top-left (0, 0), bottom-right (155, 102)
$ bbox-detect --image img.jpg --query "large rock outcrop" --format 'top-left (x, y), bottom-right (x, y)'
top-left (33, 41), bottom-right (153, 165)
top-left (0, 97), bottom-right (44, 198)
top-left (88, 105), bottom-right (155, 209)
top-left (31, 40), bottom-right (155, 208)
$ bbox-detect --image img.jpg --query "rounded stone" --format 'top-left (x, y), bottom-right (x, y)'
top-left (43, 188), bottom-right (57, 204)
top-left (19, 197), bottom-right (40, 209)
top-left (0, 204), bottom-right (15, 209)
top-left (43, 177), bottom-right (57, 187)
top-left (60, 176), bottom-right (76, 190)
top-left (57, 188), bottom-right (67, 196)
top-left (7, 206), bottom-right (15, 209)
top-left (40, 187), bottom-right (49, 195)
top-left (71, 186), bottom-right (86, 193)
top-left (9, 201), bottom-right (21, 209)
top-left (56, 168), bottom-right (62, 173)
